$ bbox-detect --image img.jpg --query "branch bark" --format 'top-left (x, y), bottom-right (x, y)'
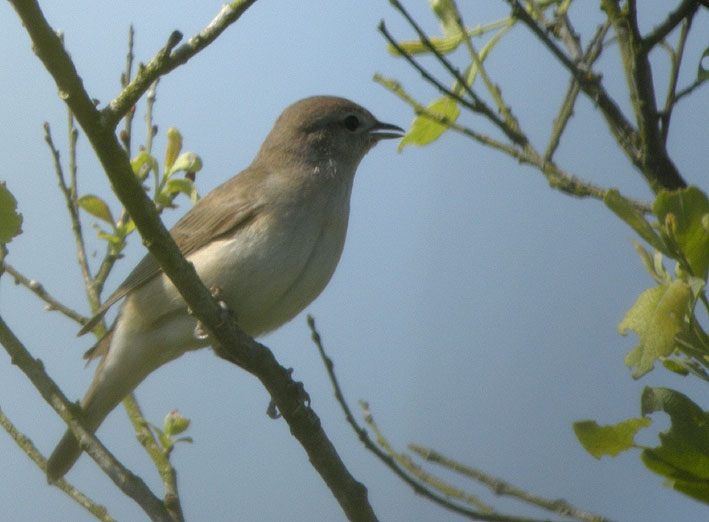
top-left (8, 1), bottom-right (378, 520)
top-left (0, 316), bottom-right (175, 522)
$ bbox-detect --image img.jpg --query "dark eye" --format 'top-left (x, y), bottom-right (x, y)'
top-left (343, 114), bottom-right (360, 131)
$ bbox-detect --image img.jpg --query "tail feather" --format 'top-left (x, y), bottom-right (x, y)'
top-left (46, 429), bottom-right (82, 483)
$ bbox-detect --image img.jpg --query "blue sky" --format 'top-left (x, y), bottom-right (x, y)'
top-left (1, 1), bottom-right (708, 521)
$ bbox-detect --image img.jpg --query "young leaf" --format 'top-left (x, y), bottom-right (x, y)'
top-left (430, 0), bottom-right (460, 37)
top-left (164, 127), bottom-right (183, 172)
top-left (164, 178), bottom-right (199, 203)
top-left (166, 152), bottom-right (203, 177)
top-left (604, 189), bottom-right (666, 253)
top-left (0, 182), bottom-right (22, 245)
top-left (163, 410), bottom-right (191, 437)
top-left (573, 417), bottom-right (651, 459)
top-left (631, 241), bottom-right (670, 285)
top-left (619, 280), bottom-right (690, 378)
top-left (131, 150), bottom-right (159, 181)
top-left (77, 195), bottom-right (114, 226)
top-left (640, 387), bottom-right (709, 504)
top-left (399, 96), bottom-right (459, 151)
top-left (653, 186), bottom-right (709, 280)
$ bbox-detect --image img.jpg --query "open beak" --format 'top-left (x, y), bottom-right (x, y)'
top-left (370, 121), bottom-right (405, 140)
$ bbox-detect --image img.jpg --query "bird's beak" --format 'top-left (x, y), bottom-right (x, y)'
top-left (369, 121), bottom-right (405, 140)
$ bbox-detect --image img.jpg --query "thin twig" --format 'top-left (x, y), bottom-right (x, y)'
top-left (144, 80), bottom-right (158, 154)
top-left (123, 395), bottom-right (184, 522)
top-left (545, 22), bottom-right (610, 161)
top-left (659, 17), bottom-right (691, 143)
top-left (674, 71), bottom-right (707, 101)
top-left (409, 445), bottom-right (617, 522)
top-left (0, 407), bottom-right (116, 522)
top-left (450, 3), bottom-right (525, 140)
top-left (2, 262), bottom-right (87, 325)
top-left (307, 316), bottom-right (563, 522)
top-left (641, 0), bottom-right (701, 51)
top-left (386, 0), bottom-right (526, 145)
top-left (43, 122), bottom-right (97, 309)
top-left (103, 1), bottom-right (259, 127)
top-left (374, 75), bottom-right (651, 213)
top-left (0, 315), bottom-right (174, 522)
top-left (504, 0), bottom-right (642, 172)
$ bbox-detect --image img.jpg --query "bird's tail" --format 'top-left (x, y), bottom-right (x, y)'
top-left (46, 429), bottom-right (82, 483)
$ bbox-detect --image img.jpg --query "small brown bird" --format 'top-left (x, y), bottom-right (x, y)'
top-left (46, 95), bottom-right (403, 481)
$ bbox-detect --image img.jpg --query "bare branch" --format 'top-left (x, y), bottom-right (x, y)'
top-left (545, 22), bottom-right (610, 161)
top-left (384, 0), bottom-right (526, 146)
top-left (309, 316), bottom-right (600, 522)
top-left (409, 445), bottom-right (617, 522)
top-left (504, 1), bottom-right (644, 175)
top-left (8, 2), bottom-right (378, 520)
top-left (2, 262), bottom-right (88, 325)
top-left (0, 316), bottom-right (175, 522)
top-left (0, 407), bottom-right (116, 522)
top-left (642, 0), bottom-right (701, 51)
top-left (659, 17), bottom-right (692, 142)
top-left (103, 1), bottom-right (259, 127)
top-left (602, 0), bottom-right (686, 191)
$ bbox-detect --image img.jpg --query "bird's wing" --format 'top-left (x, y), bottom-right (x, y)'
top-left (77, 170), bottom-right (265, 337)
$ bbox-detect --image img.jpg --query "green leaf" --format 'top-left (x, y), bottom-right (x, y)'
top-left (399, 96), bottom-right (459, 151)
top-left (164, 178), bottom-right (199, 203)
top-left (640, 387), bottom-right (709, 504)
top-left (430, 0), bottom-right (459, 37)
top-left (573, 417), bottom-right (651, 459)
top-left (166, 152), bottom-right (203, 177)
top-left (131, 150), bottom-right (159, 181)
top-left (452, 21), bottom-right (512, 97)
top-left (604, 189), bottom-right (666, 253)
top-left (661, 358), bottom-right (690, 376)
top-left (698, 46), bottom-right (709, 82)
top-left (0, 182), bottom-right (22, 245)
top-left (631, 241), bottom-right (670, 285)
top-left (387, 33), bottom-right (465, 56)
top-left (163, 410), bottom-right (191, 437)
top-left (164, 127), bottom-right (183, 172)
top-left (77, 195), bottom-right (114, 226)
top-left (619, 280), bottom-right (690, 378)
top-left (653, 186), bottom-right (709, 280)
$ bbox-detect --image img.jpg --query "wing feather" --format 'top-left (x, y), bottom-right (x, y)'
top-left (77, 168), bottom-right (265, 336)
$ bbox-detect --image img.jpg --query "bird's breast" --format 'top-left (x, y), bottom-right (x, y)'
top-left (186, 185), bottom-right (351, 337)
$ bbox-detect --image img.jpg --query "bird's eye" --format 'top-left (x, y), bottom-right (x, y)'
top-left (343, 114), bottom-right (360, 132)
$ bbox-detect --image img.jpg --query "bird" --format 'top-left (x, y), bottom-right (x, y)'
top-left (46, 95), bottom-right (403, 482)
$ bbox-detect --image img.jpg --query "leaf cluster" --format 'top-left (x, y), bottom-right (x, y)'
top-left (575, 186), bottom-right (709, 503)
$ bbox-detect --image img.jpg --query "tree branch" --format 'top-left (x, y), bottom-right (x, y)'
top-left (504, 1), bottom-right (645, 177)
top-left (0, 315), bottom-right (175, 522)
top-left (0, 407), bottom-right (116, 522)
top-left (1, 262), bottom-right (88, 325)
top-left (123, 395), bottom-right (184, 522)
top-left (602, 0), bottom-right (686, 191)
top-left (8, 1), bottom-right (378, 520)
top-left (103, 0), bottom-right (259, 126)
top-left (384, 0), bottom-right (526, 146)
top-left (545, 22), bottom-right (610, 162)
top-left (408, 445), bottom-right (617, 522)
top-left (641, 0), bottom-right (701, 51)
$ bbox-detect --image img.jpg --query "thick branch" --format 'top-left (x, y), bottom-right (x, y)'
top-left (9, 1), bottom-right (377, 520)
top-left (602, 0), bottom-right (686, 191)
